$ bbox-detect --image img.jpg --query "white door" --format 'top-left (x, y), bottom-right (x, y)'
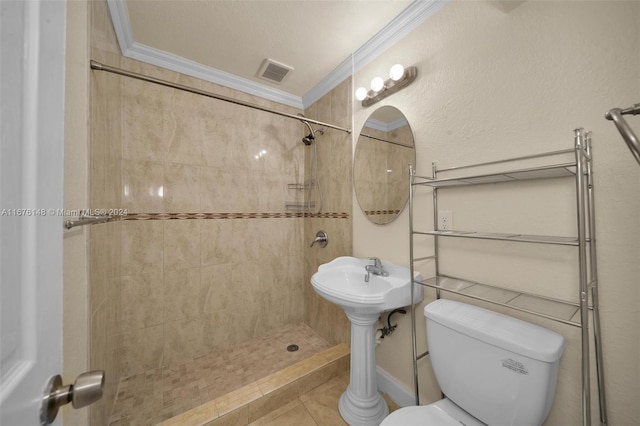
top-left (0, 0), bottom-right (66, 424)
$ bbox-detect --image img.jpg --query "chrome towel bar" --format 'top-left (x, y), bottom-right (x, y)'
top-left (64, 214), bottom-right (112, 229)
top-left (606, 103), bottom-right (640, 165)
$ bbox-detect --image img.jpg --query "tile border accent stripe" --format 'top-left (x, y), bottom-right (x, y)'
top-left (112, 212), bottom-right (350, 221)
top-left (364, 209), bottom-right (401, 216)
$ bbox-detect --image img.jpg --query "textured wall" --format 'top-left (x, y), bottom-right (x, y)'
top-left (353, 1), bottom-right (639, 425)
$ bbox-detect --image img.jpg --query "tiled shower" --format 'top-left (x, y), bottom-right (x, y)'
top-left (88, 1), bottom-right (352, 424)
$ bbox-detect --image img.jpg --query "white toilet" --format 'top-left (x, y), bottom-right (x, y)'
top-left (381, 299), bottom-right (565, 426)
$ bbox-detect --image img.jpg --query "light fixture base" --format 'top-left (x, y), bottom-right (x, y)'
top-left (361, 66), bottom-right (417, 107)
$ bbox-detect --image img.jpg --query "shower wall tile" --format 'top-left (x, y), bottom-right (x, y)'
top-left (164, 163), bottom-right (201, 212)
top-left (121, 75), bottom-right (166, 114)
top-left (121, 159), bottom-right (165, 213)
top-left (106, 275), bottom-right (122, 340)
top-left (163, 317), bottom-right (205, 365)
top-left (90, 303), bottom-right (108, 377)
top-left (121, 324), bottom-right (164, 375)
top-left (199, 167), bottom-right (249, 213)
top-left (166, 113), bottom-right (205, 166)
top-left (164, 267), bottom-right (202, 322)
top-left (90, 0), bottom-right (120, 56)
top-left (303, 78), bottom-right (353, 346)
top-left (120, 271), bottom-right (164, 332)
top-left (122, 104), bottom-right (171, 162)
top-left (253, 298), bottom-right (285, 338)
top-left (120, 220), bottom-right (164, 276)
top-left (200, 263), bottom-right (245, 313)
top-left (89, 226), bottom-right (108, 310)
top-left (202, 304), bottom-right (261, 352)
top-left (163, 220), bottom-right (201, 270)
top-left (201, 115), bottom-right (237, 168)
top-left (200, 220), bottom-right (236, 266)
top-left (237, 220), bottom-right (265, 261)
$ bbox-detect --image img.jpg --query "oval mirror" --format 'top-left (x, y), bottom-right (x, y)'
top-left (354, 106), bottom-right (416, 225)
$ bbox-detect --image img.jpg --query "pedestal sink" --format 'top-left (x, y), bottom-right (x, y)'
top-left (311, 257), bottom-right (423, 425)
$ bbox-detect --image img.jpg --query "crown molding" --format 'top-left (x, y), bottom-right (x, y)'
top-left (106, 0), bottom-right (445, 110)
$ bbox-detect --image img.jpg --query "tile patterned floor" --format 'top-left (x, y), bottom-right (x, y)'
top-left (109, 324), bottom-right (332, 425)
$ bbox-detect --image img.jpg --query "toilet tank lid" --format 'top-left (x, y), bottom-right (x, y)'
top-left (424, 299), bottom-right (565, 362)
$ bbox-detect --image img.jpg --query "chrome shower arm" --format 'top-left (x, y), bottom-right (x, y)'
top-left (605, 103), bottom-right (640, 166)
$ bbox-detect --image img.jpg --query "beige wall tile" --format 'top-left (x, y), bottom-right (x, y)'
top-left (165, 112), bottom-right (205, 165)
top-left (163, 220), bottom-right (201, 270)
top-left (202, 304), bottom-right (260, 351)
top-left (200, 219), bottom-right (236, 266)
top-left (164, 267), bottom-right (202, 321)
top-left (164, 163), bottom-right (201, 212)
top-left (200, 263), bottom-right (245, 313)
top-left (121, 159), bottom-right (165, 213)
top-left (121, 220), bottom-right (164, 276)
top-left (121, 102), bottom-right (170, 162)
top-left (121, 324), bottom-right (164, 376)
top-left (163, 316), bottom-right (205, 365)
top-left (120, 271), bottom-right (163, 332)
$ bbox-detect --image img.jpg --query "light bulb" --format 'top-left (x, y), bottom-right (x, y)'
top-left (389, 64), bottom-right (405, 81)
top-left (355, 87), bottom-right (368, 101)
top-left (370, 76), bottom-right (384, 92)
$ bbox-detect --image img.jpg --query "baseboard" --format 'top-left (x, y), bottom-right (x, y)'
top-left (376, 367), bottom-right (416, 408)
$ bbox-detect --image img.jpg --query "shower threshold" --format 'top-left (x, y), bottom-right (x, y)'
top-left (108, 324), bottom-right (344, 426)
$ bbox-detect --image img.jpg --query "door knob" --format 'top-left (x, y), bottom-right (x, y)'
top-left (40, 370), bottom-right (105, 424)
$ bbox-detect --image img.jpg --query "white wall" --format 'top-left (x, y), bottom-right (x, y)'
top-left (353, 1), bottom-right (639, 424)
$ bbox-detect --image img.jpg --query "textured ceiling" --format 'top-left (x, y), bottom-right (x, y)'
top-left (124, 0), bottom-right (412, 97)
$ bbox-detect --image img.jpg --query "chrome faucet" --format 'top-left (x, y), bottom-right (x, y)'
top-left (364, 257), bottom-right (388, 282)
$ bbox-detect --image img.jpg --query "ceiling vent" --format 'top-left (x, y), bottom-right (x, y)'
top-left (257, 58), bottom-right (293, 84)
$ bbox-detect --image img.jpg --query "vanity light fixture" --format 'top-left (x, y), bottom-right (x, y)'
top-left (355, 64), bottom-right (417, 107)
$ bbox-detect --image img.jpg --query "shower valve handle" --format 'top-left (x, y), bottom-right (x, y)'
top-left (310, 230), bottom-right (328, 248)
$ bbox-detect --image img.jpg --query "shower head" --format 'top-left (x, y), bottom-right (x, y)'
top-left (302, 134), bottom-right (314, 146)
top-left (298, 113), bottom-right (317, 146)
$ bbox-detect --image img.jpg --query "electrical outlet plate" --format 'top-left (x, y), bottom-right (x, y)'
top-left (438, 210), bottom-right (453, 230)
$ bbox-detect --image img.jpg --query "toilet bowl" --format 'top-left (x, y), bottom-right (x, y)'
top-left (381, 398), bottom-right (484, 426)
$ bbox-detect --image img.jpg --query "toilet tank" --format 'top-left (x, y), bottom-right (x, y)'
top-left (425, 299), bottom-right (565, 426)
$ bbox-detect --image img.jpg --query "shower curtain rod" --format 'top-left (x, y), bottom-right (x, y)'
top-left (89, 60), bottom-right (352, 135)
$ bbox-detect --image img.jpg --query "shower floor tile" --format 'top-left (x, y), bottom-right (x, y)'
top-left (109, 324), bottom-right (332, 426)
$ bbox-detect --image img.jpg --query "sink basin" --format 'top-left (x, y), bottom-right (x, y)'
top-left (311, 256), bottom-right (423, 314)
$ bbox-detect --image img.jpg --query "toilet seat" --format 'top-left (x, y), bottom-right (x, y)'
top-left (380, 398), bottom-right (485, 426)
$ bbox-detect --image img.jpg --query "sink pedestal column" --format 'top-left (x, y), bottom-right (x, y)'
top-left (339, 311), bottom-right (388, 425)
